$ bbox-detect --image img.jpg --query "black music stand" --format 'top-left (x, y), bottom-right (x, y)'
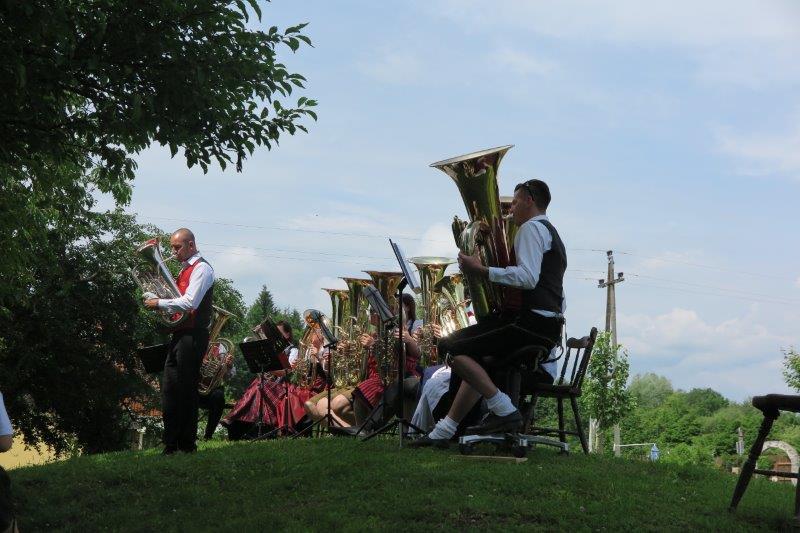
top-left (363, 240), bottom-right (425, 447)
top-left (136, 343), bottom-right (169, 374)
top-left (239, 338), bottom-right (289, 440)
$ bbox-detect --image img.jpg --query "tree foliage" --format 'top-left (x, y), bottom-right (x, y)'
top-left (0, 211), bottom-right (162, 454)
top-left (783, 346), bottom-right (800, 392)
top-left (582, 331), bottom-right (634, 430)
top-left (628, 373), bottom-right (673, 409)
top-left (0, 0), bottom-right (315, 313)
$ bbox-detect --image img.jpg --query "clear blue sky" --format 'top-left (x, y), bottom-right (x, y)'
top-left (103, 1), bottom-right (800, 400)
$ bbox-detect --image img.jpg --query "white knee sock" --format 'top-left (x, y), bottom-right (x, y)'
top-left (428, 416), bottom-right (459, 440)
top-left (486, 390), bottom-right (516, 416)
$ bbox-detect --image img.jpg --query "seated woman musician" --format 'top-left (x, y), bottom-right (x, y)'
top-left (351, 293), bottom-right (423, 428)
top-left (222, 320), bottom-right (308, 439)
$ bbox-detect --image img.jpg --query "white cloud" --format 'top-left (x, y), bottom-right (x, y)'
top-left (716, 122), bottom-right (800, 180)
top-left (490, 46), bottom-right (557, 77)
top-left (409, 223), bottom-right (460, 259)
top-left (357, 48), bottom-right (424, 85)
top-left (428, 0), bottom-right (800, 87)
top-left (618, 307), bottom-right (795, 399)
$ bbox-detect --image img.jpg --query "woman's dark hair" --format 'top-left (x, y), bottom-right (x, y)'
top-left (514, 179), bottom-right (551, 210)
top-left (401, 292), bottom-right (417, 323)
top-left (276, 320), bottom-right (294, 342)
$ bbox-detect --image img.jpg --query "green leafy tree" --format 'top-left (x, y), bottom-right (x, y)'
top-left (783, 346), bottom-right (800, 391)
top-left (245, 285), bottom-right (279, 329)
top-left (0, 0), bottom-right (316, 316)
top-left (628, 373), bottom-right (673, 409)
top-left (582, 331), bottom-right (634, 453)
top-left (0, 211), bottom-right (164, 454)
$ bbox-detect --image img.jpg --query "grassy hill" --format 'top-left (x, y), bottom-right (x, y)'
top-left (7, 437), bottom-right (796, 531)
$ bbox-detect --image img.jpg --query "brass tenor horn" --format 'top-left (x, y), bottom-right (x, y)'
top-left (430, 145), bottom-right (513, 320)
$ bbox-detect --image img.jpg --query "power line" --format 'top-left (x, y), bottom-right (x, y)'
top-left (626, 273), bottom-right (800, 304)
top-left (624, 280), bottom-right (796, 306)
top-left (138, 215), bottom-right (454, 243)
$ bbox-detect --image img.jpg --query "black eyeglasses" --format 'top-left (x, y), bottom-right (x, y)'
top-left (515, 181), bottom-right (535, 200)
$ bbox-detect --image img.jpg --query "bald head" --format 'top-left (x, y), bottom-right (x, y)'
top-left (169, 228), bottom-right (197, 261)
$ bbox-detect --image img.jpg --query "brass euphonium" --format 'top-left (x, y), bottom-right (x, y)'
top-left (408, 257), bottom-right (455, 366)
top-left (198, 305), bottom-right (236, 396)
top-left (434, 273), bottom-right (471, 337)
top-left (131, 238), bottom-right (189, 329)
top-left (430, 145), bottom-right (513, 321)
top-left (296, 309), bottom-right (337, 387)
top-left (363, 270), bottom-right (404, 382)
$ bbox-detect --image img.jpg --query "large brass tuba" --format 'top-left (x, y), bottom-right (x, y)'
top-left (430, 145), bottom-right (513, 321)
top-left (408, 257), bottom-right (455, 365)
top-left (198, 306), bottom-right (236, 396)
top-left (295, 309), bottom-right (337, 387)
top-left (131, 238), bottom-right (189, 329)
top-left (363, 270), bottom-right (404, 381)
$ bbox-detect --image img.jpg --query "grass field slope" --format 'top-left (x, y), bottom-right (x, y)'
top-left (8, 438), bottom-right (796, 531)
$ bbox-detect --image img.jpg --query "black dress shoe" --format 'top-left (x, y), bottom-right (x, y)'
top-left (407, 435), bottom-right (450, 449)
top-left (161, 446), bottom-right (178, 456)
top-left (465, 410), bottom-right (523, 435)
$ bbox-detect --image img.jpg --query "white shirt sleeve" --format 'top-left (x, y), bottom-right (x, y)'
top-left (487, 219), bottom-right (552, 289)
top-left (288, 347), bottom-right (299, 366)
top-left (0, 393), bottom-right (13, 437)
top-left (157, 259), bottom-right (214, 314)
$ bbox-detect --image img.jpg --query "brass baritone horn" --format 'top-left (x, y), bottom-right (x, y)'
top-left (434, 273), bottom-right (471, 337)
top-left (198, 306), bottom-right (236, 396)
top-left (131, 238), bottom-right (189, 329)
top-left (430, 145), bottom-right (513, 321)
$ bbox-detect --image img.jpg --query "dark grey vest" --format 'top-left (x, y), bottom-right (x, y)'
top-left (521, 219), bottom-right (566, 313)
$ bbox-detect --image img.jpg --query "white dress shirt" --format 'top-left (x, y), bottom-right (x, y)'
top-left (157, 252), bottom-right (215, 314)
top-left (486, 215), bottom-right (566, 379)
top-left (0, 393), bottom-right (12, 437)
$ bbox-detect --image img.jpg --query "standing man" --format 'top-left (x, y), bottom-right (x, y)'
top-left (145, 228), bottom-right (215, 454)
top-left (411, 179), bottom-right (566, 447)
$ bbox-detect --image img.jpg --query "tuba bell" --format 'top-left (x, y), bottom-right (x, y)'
top-left (131, 238), bottom-right (189, 329)
top-left (198, 306), bottom-right (236, 396)
top-left (363, 270), bottom-right (405, 382)
top-left (408, 257), bottom-right (456, 366)
top-left (430, 145), bottom-right (514, 321)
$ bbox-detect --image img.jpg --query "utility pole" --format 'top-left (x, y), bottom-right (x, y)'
top-left (591, 250), bottom-right (625, 454)
top-left (598, 250), bottom-right (624, 346)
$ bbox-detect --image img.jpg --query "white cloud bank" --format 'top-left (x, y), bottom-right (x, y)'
top-left (619, 307), bottom-right (794, 399)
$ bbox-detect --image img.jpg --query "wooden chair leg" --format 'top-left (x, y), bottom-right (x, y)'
top-left (526, 394), bottom-right (539, 434)
top-left (730, 413), bottom-right (776, 511)
top-left (795, 470), bottom-right (800, 522)
top-left (557, 397), bottom-right (566, 444)
top-left (570, 395), bottom-right (589, 454)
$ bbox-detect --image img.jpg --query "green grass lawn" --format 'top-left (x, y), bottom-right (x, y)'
top-left (8, 437), bottom-right (796, 531)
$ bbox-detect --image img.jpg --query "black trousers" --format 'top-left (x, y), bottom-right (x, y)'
top-left (438, 312), bottom-right (562, 368)
top-left (438, 312), bottom-right (562, 434)
top-left (162, 328), bottom-right (209, 450)
top-left (198, 386), bottom-right (225, 439)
